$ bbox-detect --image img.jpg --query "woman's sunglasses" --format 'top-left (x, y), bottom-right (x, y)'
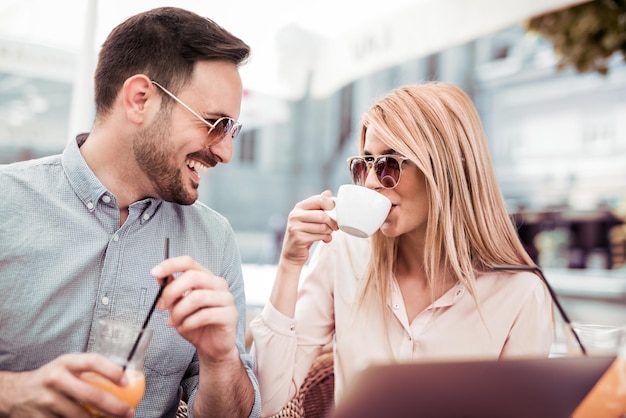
top-left (347, 154), bottom-right (410, 189)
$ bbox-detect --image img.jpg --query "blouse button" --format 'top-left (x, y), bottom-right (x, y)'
top-left (393, 303), bottom-right (400, 309)
top-left (289, 325), bottom-right (295, 331)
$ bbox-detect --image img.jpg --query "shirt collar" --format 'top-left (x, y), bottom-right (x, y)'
top-left (62, 134), bottom-right (162, 220)
top-left (389, 277), bottom-right (467, 312)
top-left (431, 284), bottom-right (466, 308)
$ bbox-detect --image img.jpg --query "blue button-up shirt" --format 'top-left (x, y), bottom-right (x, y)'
top-left (0, 136), bottom-right (261, 417)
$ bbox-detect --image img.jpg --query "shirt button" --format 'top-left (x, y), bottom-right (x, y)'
top-left (102, 195), bottom-right (111, 203)
top-left (142, 213), bottom-right (150, 221)
top-left (456, 289), bottom-right (463, 296)
top-left (86, 201), bottom-right (94, 210)
top-left (101, 296), bottom-right (110, 305)
top-left (393, 303), bottom-right (400, 309)
top-left (113, 234), bottom-right (119, 242)
top-left (289, 325), bottom-right (295, 331)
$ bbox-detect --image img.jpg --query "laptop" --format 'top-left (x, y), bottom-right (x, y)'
top-left (329, 355), bottom-right (615, 418)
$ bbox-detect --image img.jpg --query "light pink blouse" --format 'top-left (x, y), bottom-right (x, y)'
top-left (250, 231), bottom-right (555, 417)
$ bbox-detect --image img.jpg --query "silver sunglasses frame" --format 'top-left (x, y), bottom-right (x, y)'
top-left (151, 81), bottom-right (242, 147)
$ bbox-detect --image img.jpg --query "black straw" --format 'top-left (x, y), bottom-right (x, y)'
top-left (123, 237), bottom-right (173, 370)
top-left (492, 265), bottom-right (587, 356)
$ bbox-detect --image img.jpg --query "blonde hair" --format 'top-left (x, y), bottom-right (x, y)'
top-left (357, 82), bottom-right (535, 309)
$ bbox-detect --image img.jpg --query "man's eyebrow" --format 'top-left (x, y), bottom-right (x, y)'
top-left (202, 113), bottom-right (228, 121)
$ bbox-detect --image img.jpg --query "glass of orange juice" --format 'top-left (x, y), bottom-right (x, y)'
top-left (570, 322), bottom-right (625, 418)
top-left (81, 318), bottom-right (152, 417)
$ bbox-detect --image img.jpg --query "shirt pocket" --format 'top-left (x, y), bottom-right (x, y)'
top-left (144, 309), bottom-right (196, 376)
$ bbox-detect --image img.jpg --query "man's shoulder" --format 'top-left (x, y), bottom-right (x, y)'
top-left (0, 155), bottom-right (64, 191)
top-left (0, 154), bottom-right (62, 174)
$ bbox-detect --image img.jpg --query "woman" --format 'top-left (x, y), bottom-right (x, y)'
top-left (250, 82), bottom-right (554, 416)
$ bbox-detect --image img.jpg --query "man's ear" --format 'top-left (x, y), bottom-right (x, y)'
top-left (122, 75), bottom-right (159, 124)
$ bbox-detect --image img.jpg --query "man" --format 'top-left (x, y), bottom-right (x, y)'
top-left (0, 7), bottom-right (260, 418)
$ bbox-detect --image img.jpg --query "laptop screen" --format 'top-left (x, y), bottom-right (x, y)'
top-left (330, 356), bottom-right (614, 418)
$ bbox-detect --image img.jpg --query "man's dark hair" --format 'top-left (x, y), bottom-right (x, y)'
top-left (94, 7), bottom-right (251, 116)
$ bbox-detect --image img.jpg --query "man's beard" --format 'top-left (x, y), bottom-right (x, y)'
top-left (133, 115), bottom-right (198, 206)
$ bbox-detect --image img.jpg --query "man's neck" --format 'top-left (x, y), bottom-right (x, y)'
top-left (78, 130), bottom-right (151, 214)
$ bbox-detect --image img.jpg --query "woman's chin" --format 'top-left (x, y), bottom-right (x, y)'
top-left (378, 223), bottom-right (396, 238)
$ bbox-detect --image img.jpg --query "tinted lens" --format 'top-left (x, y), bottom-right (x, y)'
top-left (230, 123), bottom-right (242, 139)
top-left (349, 158), bottom-right (368, 186)
top-left (375, 156), bottom-right (401, 188)
top-left (209, 118), bottom-right (234, 140)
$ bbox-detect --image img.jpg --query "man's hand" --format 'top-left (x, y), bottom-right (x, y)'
top-left (0, 353), bottom-right (134, 418)
top-left (152, 256), bottom-right (238, 362)
top-left (151, 256), bottom-right (256, 417)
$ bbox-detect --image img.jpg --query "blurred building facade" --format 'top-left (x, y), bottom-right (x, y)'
top-left (1, 25), bottom-right (625, 266)
top-left (213, 26), bottom-right (626, 267)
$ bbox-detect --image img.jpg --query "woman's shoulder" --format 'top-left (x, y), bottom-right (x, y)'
top-left (477, 270), bottom-right (546, 294)
top-left (474, 270), bottom-right (551, 311)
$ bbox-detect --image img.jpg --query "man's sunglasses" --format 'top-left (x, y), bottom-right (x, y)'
top-left (151, 81), bottom-right (242, 147)
top-left (347, 154), bottom-right (410, 189)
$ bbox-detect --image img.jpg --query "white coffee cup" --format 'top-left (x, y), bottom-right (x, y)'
top-left (325, 184), bottom-right (392, 238)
